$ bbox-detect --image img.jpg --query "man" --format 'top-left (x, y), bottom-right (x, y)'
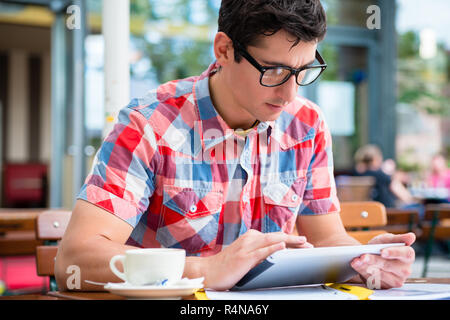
top-left (55, 0), bottom-right (415, 291)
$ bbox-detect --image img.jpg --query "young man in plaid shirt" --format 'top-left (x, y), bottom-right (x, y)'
top-left (56, 0), bottom-right (415, 291)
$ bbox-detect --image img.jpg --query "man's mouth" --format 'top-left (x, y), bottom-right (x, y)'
top-left (266, 103), bottom-right (284, 110)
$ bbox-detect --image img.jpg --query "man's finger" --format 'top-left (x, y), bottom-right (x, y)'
top-left (355, 254), bottom-right (412, 279)
top-left (381, 246), bottom-right (415, 264)
top-left (351, 257), bottom-right (405, 289)
top-left (252, 241), bottom-right (286, 263)
top-left (369, 232), bottom-right (416, 246)
top-left (360, 268), bottom-right (404, 289)
top-left (286, 241), bottom-right (314, 249)
top-left (257, 232), bottom-right (307, 250)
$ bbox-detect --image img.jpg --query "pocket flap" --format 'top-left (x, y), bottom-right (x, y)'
top-left (262, 178), bottom-right (306, 207)
top-left (163, 185), bottom-right (223, 218)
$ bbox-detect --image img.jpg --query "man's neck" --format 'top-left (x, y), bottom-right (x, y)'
top-left (208, 70), bottom-right (257, 130)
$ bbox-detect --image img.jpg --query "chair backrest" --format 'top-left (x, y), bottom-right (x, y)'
top-left (385, 208), bottom-right (421, 236)
top-left (340, 201), bottom-right (387, 228)
top-left (424, 204), bottom-right (450, 221)
top-left (36, 210), bottom-right (71, 241)
top-left (336, 175), bottom-right (375, 202)
top-left (35, 210), bottom-right (71, 278)
top-left (340, 201), bottom-right (387, 244)
top-left (421, 204), bottom-right (450, 240)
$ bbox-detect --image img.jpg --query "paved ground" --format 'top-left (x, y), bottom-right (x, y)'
top-left (412, 256), bottom-right (450, 278)
top-left (411, 241), bottom-right (450, 278)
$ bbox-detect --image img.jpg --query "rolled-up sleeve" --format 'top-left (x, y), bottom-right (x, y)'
top-left (77, 104), bottom-right (160, 227)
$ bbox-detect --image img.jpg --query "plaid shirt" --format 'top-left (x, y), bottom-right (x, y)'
top-left (78, 63), bottom-right (340, 257)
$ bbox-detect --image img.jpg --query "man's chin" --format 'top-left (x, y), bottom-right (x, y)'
top-left (259, 111), bottom-right (284, 122)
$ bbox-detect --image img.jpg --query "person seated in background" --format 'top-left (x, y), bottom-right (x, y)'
top-left (353, 145), bottom-right (425, 218)
top-left (426, 153), bottom-right (450, 203)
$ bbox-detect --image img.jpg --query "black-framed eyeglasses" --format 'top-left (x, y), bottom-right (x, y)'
top-left (234, 42), bottom-right (327, 87)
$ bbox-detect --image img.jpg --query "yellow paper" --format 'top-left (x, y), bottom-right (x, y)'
top-left (328, 283), bottom-right (374, 300)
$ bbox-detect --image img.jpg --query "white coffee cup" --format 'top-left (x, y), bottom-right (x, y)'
top-left (109, 248), bottom-right (186, 286)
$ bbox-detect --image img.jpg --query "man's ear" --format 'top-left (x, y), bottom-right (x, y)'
top-left (213, 32), bottom-right (235, 67)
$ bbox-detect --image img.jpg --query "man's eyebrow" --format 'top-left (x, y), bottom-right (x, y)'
top-left (260, 58), bottom-right (316, 69)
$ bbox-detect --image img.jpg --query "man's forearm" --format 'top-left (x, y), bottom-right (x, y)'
top-left (313, 232), bottom-right (361, 247)
top-left (56, 237), bottom-right (210, 291)
top-left (55, 236), bottom-right (138, 291)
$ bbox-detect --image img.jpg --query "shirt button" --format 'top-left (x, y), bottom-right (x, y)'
top-left (190, 205), bottom-right (197, 213)
top-left (291, 195), bottom-right (299, 202)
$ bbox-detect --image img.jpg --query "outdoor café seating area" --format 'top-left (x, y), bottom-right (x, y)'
top-left (0, 0), bottom-right (449, 303)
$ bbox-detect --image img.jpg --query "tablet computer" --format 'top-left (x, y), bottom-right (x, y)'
top-left (231, 243), bottom-right (405, 291)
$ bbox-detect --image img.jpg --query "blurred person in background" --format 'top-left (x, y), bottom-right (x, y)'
top-left (426, 153), bottom-right (450, 203)
top-left (353, 145), bottom-right (425, 218)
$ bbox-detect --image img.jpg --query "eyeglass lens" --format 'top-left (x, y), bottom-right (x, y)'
top-left (261, 67), bottom-right (322, 86)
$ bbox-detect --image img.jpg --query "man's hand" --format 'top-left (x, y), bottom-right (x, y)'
top-left (351, 232), bottom-right (416, 289)
top-left (202, 229), bottom-right (313, 290)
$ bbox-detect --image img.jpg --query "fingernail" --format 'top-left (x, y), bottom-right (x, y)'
top-left (382, 251), bottom-right (389, 258)
top-left (297, 236), bottom-right (306, 243)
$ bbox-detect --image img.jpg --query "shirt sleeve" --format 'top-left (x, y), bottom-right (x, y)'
top-left (299, 113), bottom-right (341, 215)
top-left (77, 104), bottom-right (161, 228)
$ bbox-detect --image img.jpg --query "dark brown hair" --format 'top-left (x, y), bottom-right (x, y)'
top-left (218, 0), bottom-right (327, 61)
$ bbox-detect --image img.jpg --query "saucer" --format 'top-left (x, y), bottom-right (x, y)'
top-left (104, 278), bottom-right (204, 300)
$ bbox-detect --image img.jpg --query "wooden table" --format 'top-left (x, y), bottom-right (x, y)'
top-left (0, 209), bottom-right (44, 233)
top-left (1, 278), bottom-right (449, 300)
top-left (0, 209), bottom-right (45, 255)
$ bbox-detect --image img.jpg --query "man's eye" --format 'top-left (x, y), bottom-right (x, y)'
top-left (274, 68), bottom-right (285, 76)
top-left (266, 68), bottom-right (288, 77)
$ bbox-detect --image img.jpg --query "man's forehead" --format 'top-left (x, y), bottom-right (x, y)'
top-left (248, 32), bottom-right (318, 67)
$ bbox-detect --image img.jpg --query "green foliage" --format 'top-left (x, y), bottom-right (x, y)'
top-left (398, 31), bottom-right (420, 59)
top-left (397, 31), bottom-right (450, 116)
top-left (145, 38), bottom-right (212, 83)
top-left (320, 44), bottom-right (338, 81)
top-left (130, 0), bottom-right (153, 19)
top-left (130, 0), bottom-right (219, 83)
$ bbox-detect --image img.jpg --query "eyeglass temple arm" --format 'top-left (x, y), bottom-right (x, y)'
top-left (315, 50), bottom-right (327, 66)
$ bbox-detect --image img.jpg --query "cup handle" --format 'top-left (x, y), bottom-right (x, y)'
top-left (109, 255), bottom-right (127, 282)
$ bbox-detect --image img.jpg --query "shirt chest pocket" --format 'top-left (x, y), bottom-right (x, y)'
top-left (156, 185), bottom-right (223, 254)
top-left (262, 177), bottom-right (307, 233)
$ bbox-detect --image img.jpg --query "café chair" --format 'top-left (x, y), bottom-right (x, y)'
top-left (0, 209), bottom-right (46, 295)
top-left (384, 208), bottom-right (422, 237)
top-left (335, 175), bottom-right (375, 202)
top-left (420, 204), bottom-right (450, 277)
top-left (339, 201), bottom-right (387, 244)
top-left (35, 210), bottom-right (71, 291)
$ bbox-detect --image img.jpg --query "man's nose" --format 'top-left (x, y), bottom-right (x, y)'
top-left (275, 74), bottom-right (299, 103)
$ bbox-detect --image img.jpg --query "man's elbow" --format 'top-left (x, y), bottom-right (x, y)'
top-left (54, 240), bottom-right (78, 291)
top-left (54, 247), bottom-right (69, 291)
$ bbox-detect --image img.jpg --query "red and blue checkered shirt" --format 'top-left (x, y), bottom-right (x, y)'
top-left (78, 62), bottom-right (340, 256)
